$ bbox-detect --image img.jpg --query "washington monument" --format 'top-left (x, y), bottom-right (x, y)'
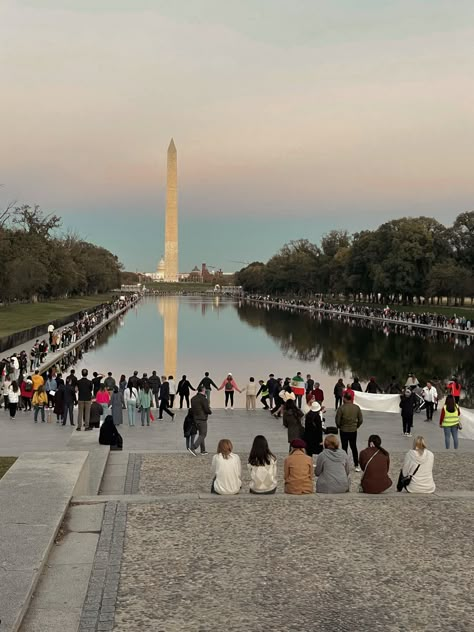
top-left (164, 138), bottom-right (178, 281)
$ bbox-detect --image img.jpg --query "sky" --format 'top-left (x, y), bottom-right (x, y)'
top-left (1, 0), bottom-right (473, 272)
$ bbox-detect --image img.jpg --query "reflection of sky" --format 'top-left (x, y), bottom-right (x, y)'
top-left (75, 296), bottom-right (351, 406)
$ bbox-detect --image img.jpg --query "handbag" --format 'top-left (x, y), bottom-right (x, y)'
top-left (396, 464), bottom-right (420, 492)
top-left (358, 450), bottom-right (379, 492)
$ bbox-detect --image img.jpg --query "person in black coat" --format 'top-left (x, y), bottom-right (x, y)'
top-left (158, 376), bottom-right (174, 420)
top-left (304, 402), bottom-right (324, 457)
top-left (351, 377), bottom-right (362, 392)
top-left (183, 409), bottom-right (197, 451)
top-left (177, 375), bottom-right (196, 409)
top-left (99, 415), bottom-right (123, 450)
top-left (62, 377), bottom-right (76, 426)
top-left (399, 389), bottom-right (416, 436)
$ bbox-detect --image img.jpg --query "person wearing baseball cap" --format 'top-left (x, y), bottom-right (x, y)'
top-left (284, 439), bottom-right (314, 495)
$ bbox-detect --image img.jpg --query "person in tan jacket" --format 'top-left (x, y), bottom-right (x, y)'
top-left (284, 439), bottom-right (314, 495)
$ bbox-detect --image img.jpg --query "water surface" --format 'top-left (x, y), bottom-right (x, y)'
top-left (74, 296), bottom-right (473, 407)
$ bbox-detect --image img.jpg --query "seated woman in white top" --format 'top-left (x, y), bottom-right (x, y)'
top-left (401, 436), bottom-right (435, 494)
top-left (211, 439), bottom-right (241, 495)
top-left (247, 435), bottom-right (277, 495)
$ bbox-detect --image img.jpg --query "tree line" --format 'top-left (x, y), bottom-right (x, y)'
top-left (235, 212), bottom-right (474, 304)
top-left (0, 205), bottom-right (122, 302)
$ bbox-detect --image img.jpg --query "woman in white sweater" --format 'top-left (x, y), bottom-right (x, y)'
top-left (211, 439), bottom-right (241, 495)
top-left (123, 382), bottom-right (139, 427)
top-left (247, 435), bottom-right (277, 494)
top-left (402, 436), bottom-right (435, 494)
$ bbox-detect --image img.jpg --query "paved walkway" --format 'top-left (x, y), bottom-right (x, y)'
top-left (10, 408), bottom-right (474, 632)
top-left (3, 406), bottom-right (474, 457)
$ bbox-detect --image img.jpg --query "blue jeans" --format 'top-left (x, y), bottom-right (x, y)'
top-left (443, 425), bottom-right (459, 449)
top-left (127, 401), bottom-right (136, 426)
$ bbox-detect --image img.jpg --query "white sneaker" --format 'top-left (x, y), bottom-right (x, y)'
top-left (231, 406), bottom-right (234, 410)
top-left (355, 466), bottom-right (361, 472)
top-left (225, 406), bottom-right (228, 410)
top-left (407, 433), bottom-right (412, 437)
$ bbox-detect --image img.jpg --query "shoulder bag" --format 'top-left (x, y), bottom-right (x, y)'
top-left (396, 464), bottom-right (420, 492)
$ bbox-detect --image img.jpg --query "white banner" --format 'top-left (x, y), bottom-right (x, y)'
top-left (353, 392), bottom-right (474, 441)
top-left (460, 408), bottom-right (474, 441)
top-left (353, 392), bottom-right (401, 414)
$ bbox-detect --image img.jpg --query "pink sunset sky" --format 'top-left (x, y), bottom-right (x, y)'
top-left (1, 0), bottom-right (473, 271)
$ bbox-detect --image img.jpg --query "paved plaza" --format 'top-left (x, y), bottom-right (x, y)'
top-left (1, 408), bottom-right (472, 631)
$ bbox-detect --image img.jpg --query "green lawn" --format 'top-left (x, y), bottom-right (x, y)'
top-left (0, 294), bottom-right (113, 338)
top-left (0, 457), bottom-right (16, 480)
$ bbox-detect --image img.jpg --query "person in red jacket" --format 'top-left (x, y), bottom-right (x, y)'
top-left (343, 383), bottom-right (355, 402)
top-left (20, 376), bottom-right (34, 411)
top-left (447, 377), bottom-right (462, 403)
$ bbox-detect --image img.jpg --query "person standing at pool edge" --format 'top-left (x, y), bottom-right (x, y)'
top-left (335, 392), bottom-right (363, 471)
top-left (197, 372), bottom-right (219, 404)
top-left (218, 373), bottom-right (242, 410)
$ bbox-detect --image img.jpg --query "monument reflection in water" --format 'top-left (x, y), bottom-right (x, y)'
top-left (157, 295), bottom-right (178, 378)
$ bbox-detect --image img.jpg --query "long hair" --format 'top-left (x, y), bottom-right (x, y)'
top-left (368, 434), bottom-right (389, 457)
top-left (445, 394), bottom-right (456, 413)
top-left (217, 439), bottom-right (233, 459)
top-left (413, 436), bottom-right (427, 453)
top-left (249, 435), bottom-right (275, 466)
top-left (11, 380), bottom-right (19, 393)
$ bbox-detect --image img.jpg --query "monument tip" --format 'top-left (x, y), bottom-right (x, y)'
top-left (168, 138), bottom-right (176, 152)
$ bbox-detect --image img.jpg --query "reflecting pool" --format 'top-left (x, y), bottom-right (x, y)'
top-left (73, 295), bottom-right (473, 407)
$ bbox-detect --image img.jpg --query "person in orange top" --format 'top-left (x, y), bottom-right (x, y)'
top-left (31, 370), bottom-right (44, 392)
top-left (284, 439), bottom-right (314, 495)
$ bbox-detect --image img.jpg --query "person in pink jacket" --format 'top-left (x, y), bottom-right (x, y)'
top-left (218, 373), bottom-right (242, 410)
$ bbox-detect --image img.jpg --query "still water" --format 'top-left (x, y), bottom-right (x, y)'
top-left (74, 295), bottom-right (473, 407)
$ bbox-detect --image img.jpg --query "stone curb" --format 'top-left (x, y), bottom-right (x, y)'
top-left (78, 501), bottom-right (127, 632)
top-left (123, 454), bottom-right (142, 494)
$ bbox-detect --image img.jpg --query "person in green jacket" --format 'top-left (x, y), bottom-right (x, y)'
top-left (335, 393), bottom-right (364, 471)
top-left (138, 384), bottom-right (153, 426)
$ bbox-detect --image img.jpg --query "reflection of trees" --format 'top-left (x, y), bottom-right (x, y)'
top-left (236, 303), bottom-right (474, 406)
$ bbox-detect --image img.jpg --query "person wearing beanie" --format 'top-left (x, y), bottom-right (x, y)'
top-left (284, 439), bottom-right (314, 495)
top-left (315, 434), bottom-right (350, 494)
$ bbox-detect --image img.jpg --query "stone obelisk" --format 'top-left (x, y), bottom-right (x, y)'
top-left (164, 138), bottom-right (178, 282)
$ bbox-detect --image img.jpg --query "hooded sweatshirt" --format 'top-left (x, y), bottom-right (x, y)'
top-left (402, 449), bottom-right (435, 494)
top-left (315, 448), bottom-right (350, 494)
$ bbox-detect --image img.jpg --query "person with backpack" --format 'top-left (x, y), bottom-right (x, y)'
top-left (218, 373), bottom-right (242, 410)
top-left (359, 435), bottom-right (392, 494)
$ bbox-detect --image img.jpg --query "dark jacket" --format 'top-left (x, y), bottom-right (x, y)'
top-left (90, 401), bottom-right (103, 428)
top-left (335, 402), bottom-right (363, 433)
top-left (359, 447), bottom-right (392, 494)
top-left (63, 384), bottom-right (76, 405)
top-left (148, 374), bottom-right (161, 392)
top-left (159, 381), bottom-right (170, 402)
top-left (400, 393), bottom-right (416, 417)
top-left (99, 415), bottom-right (123, 448)
top-left (334, 382), bottom-right (344, 397)
top-left (304, 411), bottom-right (323, 457)
top-left (365, 381), bottom-right (382, 394)
top-left (283, 407), bottom-right (304, 443)
top-left (198, 376), bottom-right (218, 390)
top-left (183, 410), bottom-right (197, 437)
top-left (267, 377), bottom-right (278, 396)
top-left (177, 379), bottom-right (195, 396)
top-left (190, 392), bottom-right (212, 421)
top-left (351, 380), bottom-right (362, 392)
top-left (77, 377), bottom-right (93, 402)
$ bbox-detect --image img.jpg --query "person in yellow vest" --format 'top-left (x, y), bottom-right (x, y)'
top-left (439, 394), bottom-right (461, 449)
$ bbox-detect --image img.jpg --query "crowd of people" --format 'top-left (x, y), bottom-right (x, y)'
top-left (0, 295), bottom-right (137, 379)
top-left (245, 295), bottom-right (474, 333)
top-left (205, 432), bottom-right (436, 496)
